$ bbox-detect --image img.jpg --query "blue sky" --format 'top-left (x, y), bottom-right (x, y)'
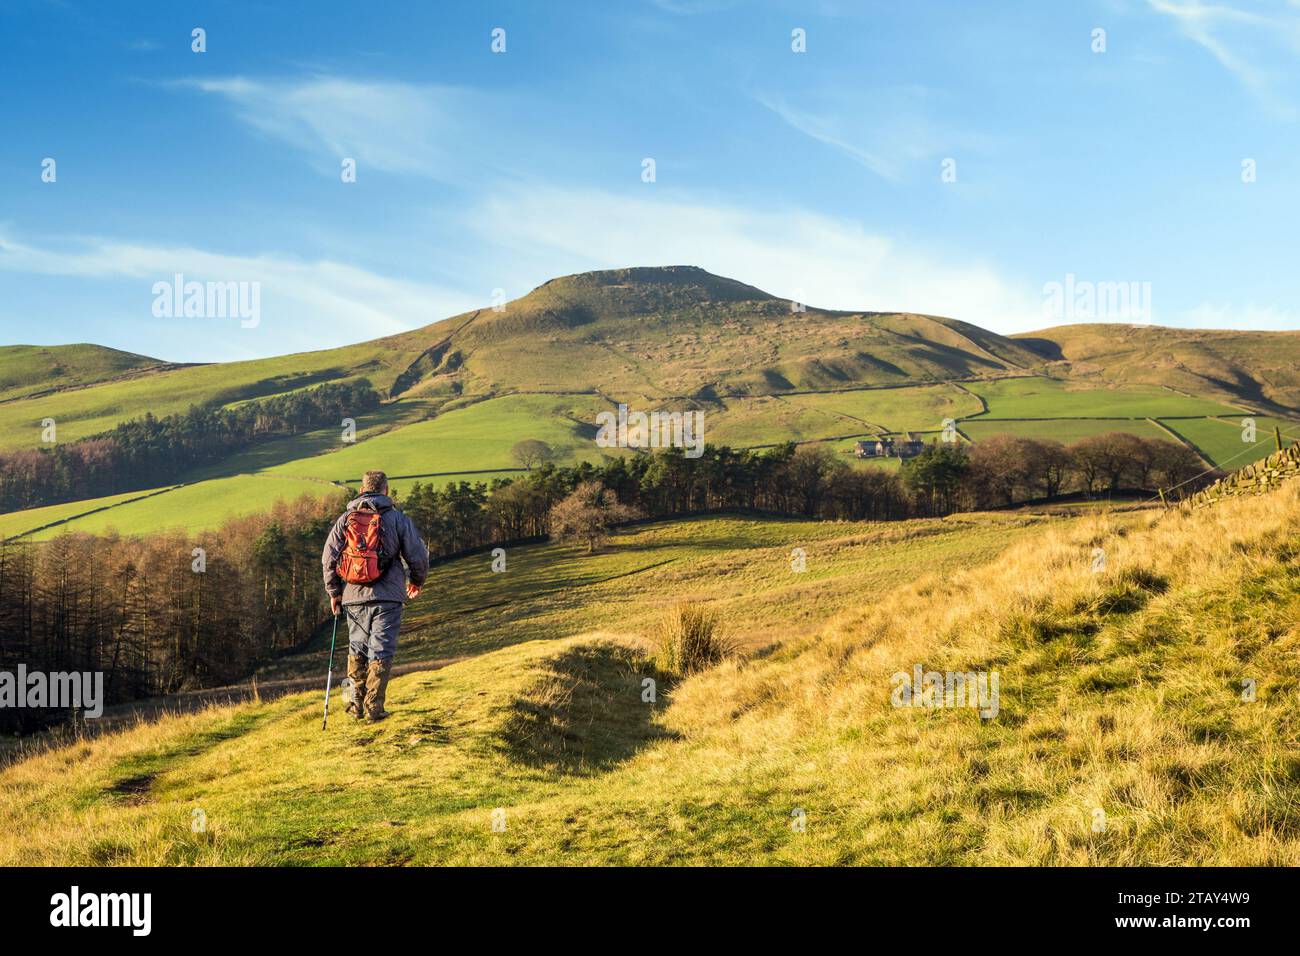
top-left (2, 0), bottom-right (1299, 362)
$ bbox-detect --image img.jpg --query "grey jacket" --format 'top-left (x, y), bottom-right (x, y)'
top-left (322, 493), bottom-right (430, 605)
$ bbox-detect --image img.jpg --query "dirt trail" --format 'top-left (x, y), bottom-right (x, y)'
top-left (0, 655), bottom-right (469, 769)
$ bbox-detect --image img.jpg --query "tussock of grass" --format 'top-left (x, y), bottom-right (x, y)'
top-left (652, 603), bottom-right (736, 676)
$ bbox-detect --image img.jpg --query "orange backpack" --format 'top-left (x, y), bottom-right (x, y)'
top-left (338, 509), bottom-right (391, 585)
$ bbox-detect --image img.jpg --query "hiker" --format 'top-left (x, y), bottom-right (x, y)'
top-left (321, 470), bottom-right (429, 723)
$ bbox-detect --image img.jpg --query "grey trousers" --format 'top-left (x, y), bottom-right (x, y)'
top-left (344, 601), bottom-right (404, 661)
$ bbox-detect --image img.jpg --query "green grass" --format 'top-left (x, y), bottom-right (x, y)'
top-left (782, 383), bottom-right (983, 434)
top-left (959, 418), bottom-right (1171, 446)
top-left (1159, 416), bottom-right (1300, 471)
top-left (0, 343), bottom-right (161, 403)
top-left (965, 377), bottom-right (1242, 419)
top-left (0, 488), bottom-right (180, 540)
top-left (0, 337), bottom-right (436, 453)
top-left (258, 393), bottom-right (612, 483)
top-left (8, 470), bottom-right (560, 540)
top-left (15, 476), bottom-right (336, 539)
top-left (259, 511), bottom-right (1051, 682)
top-left (6, 486), bottom-right (1299, 865)
top-left (704, 396), bottom-right (869, 447)
top-left (179, 397), bottom-right (445, 482)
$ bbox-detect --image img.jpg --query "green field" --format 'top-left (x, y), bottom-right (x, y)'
top-left (1159, 416), bottom-right (1300, 471)
top-left (959, 418), bottom-right (1170, 446)
top-left (965, 377), bottom-right (1242, 419)
top-left (704, 395), bottom-right (874, 447)
top-left (782, 383), bottom-right (982, 433)
top-left (3, 469), bottom-right (548, 541)
top-left (0, 335), bottom-right (440, 453)
top-left (0, 488), bottom-right (182, 540)
top-left (23, 476), bottom-right (338, 538)
top-left (260, 393), bottom-right (611, 483)
top-left (5, 486), bottom-right (1299, 865)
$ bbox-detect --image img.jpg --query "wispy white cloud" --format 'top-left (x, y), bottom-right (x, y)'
top-left (754, 86), bottom-right (994, 182)
top-left (0, 231), bottom-right (481, 351)
top-left (179, 75), bottom-right (487, 180)
top-left (756, 93), bottom-right (900, 181)
top-left (470, 185), bottom-right (1043, 333)
top-left (1180, 301), bottom-right (1300, 330)
top-left (1146, 0), bottom-right (1300, 118)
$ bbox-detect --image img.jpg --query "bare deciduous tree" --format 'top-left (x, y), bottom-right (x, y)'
top-left (548, 481), bottom-right (638, 553)
top-left (511, 439), bottom-right (554, 471)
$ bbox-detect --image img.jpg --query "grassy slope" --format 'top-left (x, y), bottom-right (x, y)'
top-left (2, 268), bottom-right (1294, 537)
top-left (0, 487), bottom-right (183, 541)
top-left (0, 343), bottom-right (163, 403)
top-left (0, 394), bottom-right (603, 539)
top-left (781, 383), bottom-right (984, 434)
top-left (26, 477), bottom-right (338, 538)
top-left (0, 332), bottom-right (445, 453)
top-left (259, 393), bottom-right (610, 484)
top-left (7, 490), bottom-right (1299, 866)
top-left (960, 419), bottom-right (1171, 445)
top-left (257, 512), bottom-right (1047, 681)
top-left (1160, 416), bottom-right (1300, 472)
top-left (447, 267), bottom-right (1043, 399)
top-left (1017, 324), bottom-right (1300, 415)
top-left (963, 376), bottom-right (1241, 419)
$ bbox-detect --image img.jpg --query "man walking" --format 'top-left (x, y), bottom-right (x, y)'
top-left (322, 470), bottom-right (429, 723)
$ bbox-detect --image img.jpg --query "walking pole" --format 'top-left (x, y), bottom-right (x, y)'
top-left (322, 611), bottom-right (340, 731)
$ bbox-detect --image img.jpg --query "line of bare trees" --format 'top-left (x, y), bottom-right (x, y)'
top-left (0, 492), bottom-right (347, 733)
top-left (960, 432), bottom-right (1207, 508)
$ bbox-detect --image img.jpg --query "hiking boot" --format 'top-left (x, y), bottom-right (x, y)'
top-left (344, 654), bottom-right (368, 719)
top-left (365, 657), bottom-right (394, 722)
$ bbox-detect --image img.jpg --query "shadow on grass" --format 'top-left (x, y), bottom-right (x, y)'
top-left (92, 709), bottom-right (272, 808)
top-left (500, 642), bottom-right (680, 776)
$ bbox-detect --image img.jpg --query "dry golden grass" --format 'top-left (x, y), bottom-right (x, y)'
top-left (652, 603), bottom-right (737, 675)
top-left (663, 484), bottom-right (1300, 864)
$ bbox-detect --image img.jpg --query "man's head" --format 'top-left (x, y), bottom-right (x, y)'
top-left (360, 470), bottom-right (389, 495)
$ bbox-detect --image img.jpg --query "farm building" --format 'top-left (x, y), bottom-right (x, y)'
top-left (854, 435), bottom-right (928, 459)
top-left (896, 433), bottom-right (927, 458)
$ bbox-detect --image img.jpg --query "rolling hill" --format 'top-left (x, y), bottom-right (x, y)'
top-left (3, 482), bottom-right (1297, 865)
top-left (2, 266), bottom-right (1299, 538)
top-left (0, 265), bottom-right (1046, 454)
top-left (1016, 324), bottom-right (1300, 418)
top-left (0, 343), bottom-right (171, 403)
